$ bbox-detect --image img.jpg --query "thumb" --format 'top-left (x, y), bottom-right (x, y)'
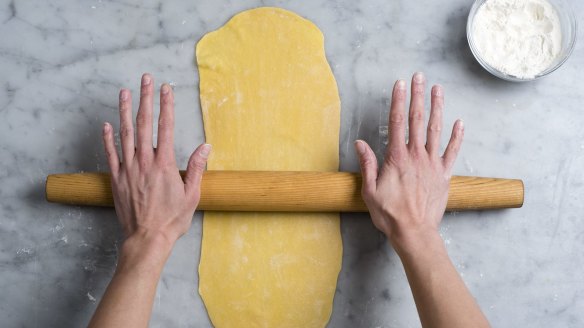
top-left (354, 140), bottom-right (378, 198)
top-left (184, 143), bottom-right (212, 206)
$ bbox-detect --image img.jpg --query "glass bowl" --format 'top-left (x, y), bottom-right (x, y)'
top-left (467, 0), bottom-right (577, 82)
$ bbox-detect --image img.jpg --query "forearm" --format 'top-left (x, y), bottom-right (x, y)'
top-left (395, 231), bottom-right (490, 328)
top-left (93, 74), bottom-right (207, 327)
top-left (89, 232), bottom-right (174, 328)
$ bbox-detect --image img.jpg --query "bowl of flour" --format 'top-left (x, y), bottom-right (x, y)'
top-left (467, 0), bottom-right (577, 81)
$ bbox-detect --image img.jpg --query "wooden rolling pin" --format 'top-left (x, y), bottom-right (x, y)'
top-left (45, 171), bottom-right (523, 212)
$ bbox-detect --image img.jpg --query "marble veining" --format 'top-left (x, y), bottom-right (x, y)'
top-left (1, 0), bottom-right (583, 327)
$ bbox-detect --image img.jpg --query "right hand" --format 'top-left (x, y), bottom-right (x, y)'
top-left (354, 72), bottom-right (464, 253)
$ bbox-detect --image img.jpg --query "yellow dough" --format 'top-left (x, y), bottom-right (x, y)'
top-left (196, 7), bottom-right (342, 327)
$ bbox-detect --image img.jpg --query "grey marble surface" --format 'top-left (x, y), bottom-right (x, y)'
top-left (1, 0), bottom-right (583, 327)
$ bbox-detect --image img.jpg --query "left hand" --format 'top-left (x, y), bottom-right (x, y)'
top-left (102, 73), bottom-right (211, 247)
top-left (90, 74), bottom-right (210, 328)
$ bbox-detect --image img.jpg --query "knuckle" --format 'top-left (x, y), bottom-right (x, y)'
top-left (448, 141), bottom-right (461, 153)
top-left (390, 146), bottom-right (405, 159)
top-left (119, 101), bottom-right (130, 111)
top-left (361, 188), bottom-right (373, 201)
top-left (120, 124), bottom-right (133, 138)
top-left (412, 87), bottom-right (424, 96)
top-left (190, 156), bottom-right (207, 172)
top-left (159, 161), bottom-right (176, 173)
top-left (105, 148), bottom-right (116, 159)
top-left (135, 112), bottom-right (149, 128)
top-left (359, 156), bottom-right (374, 168)
top-left (407, 148), bottom-right (422, 161)
top-left (390, 112), bottom-right (405, 125)
top-left (385, 152), bottom-right (403, 167)
top-left (161, 94), bottom-right (174, 106)
top-left (136, 149), bottom-right (153, 166)
top-left (413, 145), bottom-right (426, 155)
top-left (409, 110), bottom-right (424, 121)
top-left (432, 101), bottom-right (444, 111)
top-left (427, 122), bottom-right (441, 133)
top-left (140, 86), bottom-right (152, 97)
top-left (456, 129), bottom-right (464, 139)
top-left (158, 116), bottom-right (174, 128)
top-left (137, 157), bottom-right (150, 171)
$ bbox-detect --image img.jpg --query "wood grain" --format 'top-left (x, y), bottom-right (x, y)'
top-left (45, 171), bottom-right (524, 212)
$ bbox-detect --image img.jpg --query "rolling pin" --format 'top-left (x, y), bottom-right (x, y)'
top-left (45, 171), bottom-right (524, 212)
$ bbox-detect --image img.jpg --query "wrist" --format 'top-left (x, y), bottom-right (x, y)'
top-left (390, 228), bottom-right (445, 259)
top-left (116, 229), bottom-right (175, 275)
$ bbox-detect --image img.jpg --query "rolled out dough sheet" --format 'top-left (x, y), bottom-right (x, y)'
top-left (197, 7), bottom-right (342, 327)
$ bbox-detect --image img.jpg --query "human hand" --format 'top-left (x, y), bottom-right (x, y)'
top-left (102, 73), bottom-right (211, 249)
top-left (354, 72), bottom-right (463, 254)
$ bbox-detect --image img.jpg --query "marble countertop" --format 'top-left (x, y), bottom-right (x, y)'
top-left (1, 0), bottom-right (583, 327)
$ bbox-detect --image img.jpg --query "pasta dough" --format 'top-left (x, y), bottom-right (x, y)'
top-left (197, 7), bottom-right (342, 327)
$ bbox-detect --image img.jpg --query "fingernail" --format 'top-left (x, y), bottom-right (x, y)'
top-left (200, 144), bottom-right (212, 159)
top-left (433, 85), bottom-right (443, 96)
top-left (413, 72), bottom-right (425, 83)
top-left (396, 80), bottom-right (406, 89)
top-left (161, 84), bottom-right (170, 94)
top-left (142, 74), bottom-right (151, 86)
top-left (103, 122), bottom-right (111, 132)
top-left (457, 119), bottom-right (464, 130)
top-left (354, 140), bottom-right (366, 156)
top-left (119, 89), bottom-right (128, 101)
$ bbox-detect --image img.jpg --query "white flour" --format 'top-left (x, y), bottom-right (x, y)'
top-left (472, 0), bottom-right (562, 79)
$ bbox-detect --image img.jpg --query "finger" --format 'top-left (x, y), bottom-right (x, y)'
top-left (136, 73), bottom-right (154, 161)
top-left (442, 120), bottom-right (464, 171)
top-left (184, 144), bottom-right (212, 206)
top-left (426, 85), bottom-right (444, 155)
top-left (408, 72), bottom-right (426, 149)
top-left (354, 140), bottom-right (378, 199)
top-left (156, 83), bottom-right (175, 162)
top-left (102, 122), bottom-right (120, 177)
top-left (118, 88), bottom-right (134, 166)
top-left (387, 79), bottom-right (407, 156)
